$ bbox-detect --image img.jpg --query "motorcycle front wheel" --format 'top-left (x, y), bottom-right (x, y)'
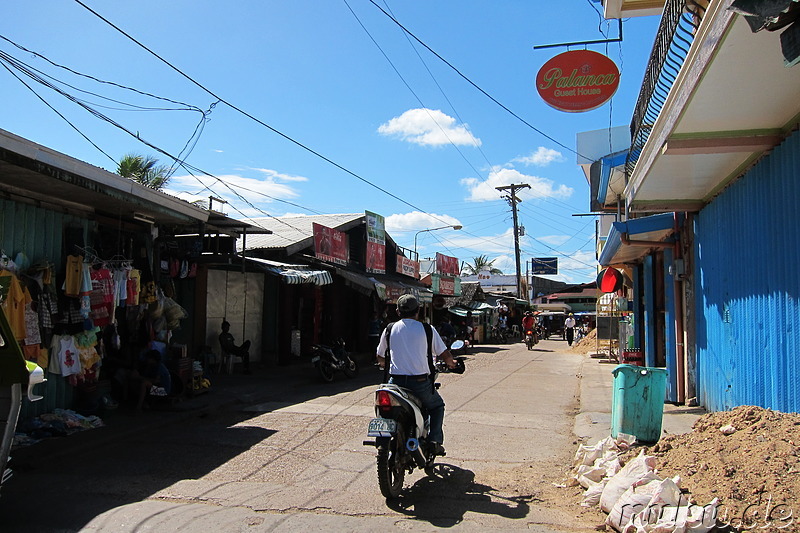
top-left (316, 361), bottom-right (335, 382)
top-left (377, 437), bottom-right (404, 498)
top-left (342, 356), bottom-right (359, 378)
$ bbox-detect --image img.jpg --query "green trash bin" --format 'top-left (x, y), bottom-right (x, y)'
top-left (611, 364), bottom-right (668, 443)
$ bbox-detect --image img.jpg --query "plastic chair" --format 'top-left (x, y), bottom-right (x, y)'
top-left (511, 325), bottom-right (521, 339)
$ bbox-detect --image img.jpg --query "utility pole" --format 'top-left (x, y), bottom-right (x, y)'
top-left (496, 183), bottom-right (530, 299)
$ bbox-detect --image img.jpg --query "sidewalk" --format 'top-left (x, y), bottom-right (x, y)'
top-left (574, 352), bottom-right (706, 445)
top-left (13, 358), bottom-right (315, 463)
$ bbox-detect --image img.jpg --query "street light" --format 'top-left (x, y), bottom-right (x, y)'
top-left (414, 224), bottom-right (462, 257)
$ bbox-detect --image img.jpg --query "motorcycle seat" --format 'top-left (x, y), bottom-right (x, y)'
top-left (383, 382), bottom-right (424, 409)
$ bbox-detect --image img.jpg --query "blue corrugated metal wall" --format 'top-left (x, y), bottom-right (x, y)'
top-left (1, 199), bottom-right (92, 418)
top-left (694, 130), bottom-right (800, 413)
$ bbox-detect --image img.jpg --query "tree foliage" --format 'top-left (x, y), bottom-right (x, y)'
top-left (463, 255), bottom-right (503, 275)
top-left (117, 153), bottom-right (170, 190)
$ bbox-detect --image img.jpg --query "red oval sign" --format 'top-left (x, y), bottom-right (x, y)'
top-left (536, 50), bottom-right (620, 113)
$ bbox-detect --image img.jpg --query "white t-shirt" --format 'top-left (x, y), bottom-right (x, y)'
top-left (565, 317), bottom-right (576, 328)
top-left (376, 318), bottom-right (447, 376)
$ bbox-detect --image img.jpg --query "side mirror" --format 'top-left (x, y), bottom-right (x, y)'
top-left (26, 360), bottom-right (46, 402)
top-left (450, 340), bottom-right (465, 350)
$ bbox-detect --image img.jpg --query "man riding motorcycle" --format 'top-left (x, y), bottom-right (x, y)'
top-left (376, 294), bottom-right (457, 455)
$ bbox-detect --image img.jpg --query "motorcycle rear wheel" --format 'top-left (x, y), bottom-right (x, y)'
top-left (342, 356), bottom-right (359, 378)
top-left (317, 361), bottom-right (335, 382)
top-left (377, 438), bottom-right (404, 498)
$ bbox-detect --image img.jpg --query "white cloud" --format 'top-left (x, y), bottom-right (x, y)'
top-left (514, 147), bottom-right (565, 166)
top-left (536, 234), bottom-right (571, 246)
top-left (166, 168), bottom-right (308, 216)
top-left (385, 211), bottom-right (462, 233)
top-left (378, 108), bottom-right (481, 147)
top-left (461, 167), bottom-right (573, 202)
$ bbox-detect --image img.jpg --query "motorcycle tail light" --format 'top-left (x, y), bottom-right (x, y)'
top-left (376, 390), bottom-right (398, 411)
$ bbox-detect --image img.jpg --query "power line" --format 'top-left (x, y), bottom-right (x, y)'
top-left (343, 0), bottom-right (488, 183)
top-left (367, 0), bottom-right (592, 161)
top-left (72, 0), bottom-right (455, 228)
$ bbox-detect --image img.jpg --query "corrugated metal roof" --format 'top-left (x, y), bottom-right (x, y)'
top-left (242, 214), bottom-right (364, 253)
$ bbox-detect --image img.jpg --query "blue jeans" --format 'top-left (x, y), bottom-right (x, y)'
top-left (388, 375), bottom-right (446, 444)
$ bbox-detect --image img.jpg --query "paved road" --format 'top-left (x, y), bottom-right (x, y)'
top-left (1, 338), bottom-right (603, 532)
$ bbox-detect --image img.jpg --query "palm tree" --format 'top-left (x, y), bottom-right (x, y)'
top-left (463, 255), bottom-right (503, 275)
top-left (117, 153), bottom-right (170, 190)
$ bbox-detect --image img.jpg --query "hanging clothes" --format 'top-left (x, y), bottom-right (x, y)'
top-left (0, 271), bottom-right (30, 341)
top-left (64, 254), bottom-right (83, 297)
top-left (127, 269), bottom-right (141, 306)
top-left (56, 335), bottom-right (82, 377)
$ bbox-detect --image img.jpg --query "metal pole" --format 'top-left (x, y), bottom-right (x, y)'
top-left (496, 184), bottom-right (530, 299)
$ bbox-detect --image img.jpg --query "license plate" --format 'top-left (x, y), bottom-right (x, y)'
top-left (367, 417), bottom-right (396, 437)
top-left (311, 356), bottom-right (320, 363)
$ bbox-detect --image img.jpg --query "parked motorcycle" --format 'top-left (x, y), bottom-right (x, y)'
top-left (363, 357), bottom-right (466, 498)
top-left (310, 338), bottom-right (358, 382)
top-left (0, 309), bottom-right (45, 498)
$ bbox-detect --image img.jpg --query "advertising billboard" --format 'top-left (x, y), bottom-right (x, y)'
top-left (313, 223), bottom-right (348, 265)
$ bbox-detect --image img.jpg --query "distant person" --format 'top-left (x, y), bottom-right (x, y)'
top-left (564, 313), bottom-right (577, 346)
top-left (438, 315), bottom-right (457, 346)
top-left (522, 311), bottom-right (535, 334)
top-left (368, 312), bottom-right (383, 366)
top-left (219, 320), bottom-right (251, 374)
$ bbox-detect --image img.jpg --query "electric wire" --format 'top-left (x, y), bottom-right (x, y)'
top-left (378, 0), bottom-right (498, 172)
top-left (0, 58), bottom-right (118, 165)
top-left (367, 0), bottom-right (593, 161)
top-left (72, 0), bottom-right (457, 229)
top-left (343, 0), bottom-right (488, 184)
top-left (0, 44), bottom-right (304, 240)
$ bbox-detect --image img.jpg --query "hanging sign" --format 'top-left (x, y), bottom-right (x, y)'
top-left (365, 210), bottom-right (386, 274)
top-left (313, 223), bottom-right (349, 265)
top-left (396, 255), bottom-right (419, 278)
top-left (531, 257), bottom-right (558, 275)
top-left (436, 252), bottom-right (459, 276)
top-left (597, 267), bottom-right (624, 293)
top-left (536, 50), bottom-right (620, 112)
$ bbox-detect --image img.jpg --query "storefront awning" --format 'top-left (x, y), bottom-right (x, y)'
top-left (247, 257), bottom-right (333, 285)
top-left (599, 213), bottom-right (676, 266)
top-left (448, 307), bottom-right (486, 317)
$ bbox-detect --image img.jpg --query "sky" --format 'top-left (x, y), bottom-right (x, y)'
top-left (0, 1), bottom-right (660, 285)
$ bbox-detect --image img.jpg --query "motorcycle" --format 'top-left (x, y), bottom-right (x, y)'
top-left (524, 328), bottom-right (536, 350)
top-left (363, 352), bottom-right (465, 498)
top-left (1, 309), bottom-right (45, 498)
top-left (310, 338), bottom-right (358, 382)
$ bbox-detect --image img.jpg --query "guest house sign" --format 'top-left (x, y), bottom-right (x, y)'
top-left (536, 50), bottom-right (619, 112)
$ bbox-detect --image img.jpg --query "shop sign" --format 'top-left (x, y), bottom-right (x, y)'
top-left (313, 223), bottom-right (349, 265)
top-left (436, 252), bottom-right (459, 276)
top-left (531, 257), bottom-right (558, 275)
top-left (386, 286), bottom-right (405, 302)
top-left (365, 211), bottom-right (386, 274)
top-left (396, 255), bottom-right (419, 278)
top-left (431, 273), bottom-right (461, 296)
top-left (536, 50), bottom-right (620, 112)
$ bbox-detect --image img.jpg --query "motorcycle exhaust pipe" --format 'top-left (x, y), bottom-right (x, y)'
top-left (405, 438), bottom-right (427, 469)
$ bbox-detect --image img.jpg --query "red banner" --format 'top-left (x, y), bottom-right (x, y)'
top-left (396, 255), bottom-right (419, 278)
top-left (313, 223), bottom-right (348, 265)
top-left (366, 240), bottom-right (385, 274)
top-left (438, 276), bottom-right (455, 296)
top-left (436, 252), bottom-right (459, 276)
top-left (536, 50), bottom-right (620, 113)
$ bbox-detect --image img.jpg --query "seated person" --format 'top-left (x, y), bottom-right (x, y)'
top-left (132, 349), bottom-right (172, 413)
top-left (219, 320), bottom-right (251, 374)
